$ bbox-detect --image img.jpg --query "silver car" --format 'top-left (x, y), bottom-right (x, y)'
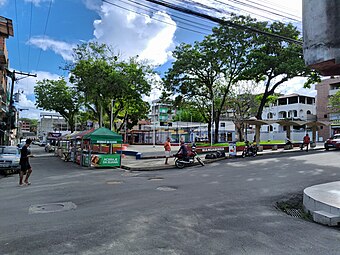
top-left (0, 146), bottom-right (21, 175)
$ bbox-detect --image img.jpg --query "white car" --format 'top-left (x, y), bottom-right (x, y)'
top-left (0, 146), bottom-right (21, 175)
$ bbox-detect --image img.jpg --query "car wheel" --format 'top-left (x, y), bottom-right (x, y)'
top-left (325, 147), bottom-right (329, 151)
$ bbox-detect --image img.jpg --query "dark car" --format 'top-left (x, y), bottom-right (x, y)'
top-left (324, 134), bottom-right (340, 150)
top-left (0, 146), bottom-right (21, 175)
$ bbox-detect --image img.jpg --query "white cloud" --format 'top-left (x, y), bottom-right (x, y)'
top-left (28, 36), bottom-right (75, 61)
top-left (0, 0), bottom-right (6, 6)
top-left (279, 77), bottom-right (316, 97)
top-left (89, 0), bottom-right (176, 66)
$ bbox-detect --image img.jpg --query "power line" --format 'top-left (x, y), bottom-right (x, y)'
top-left (102, 0), bottom-right (211, 35)
top-left (142, 0), bottom-right (302, 45)
top-left (14, 0), bottom-right (22, 70)
top-left (27, 1), bottom-right (33, 72)
top-left (118, 0), bottom-right (214, 32)
top-left (219, 0), bottom-right (301, 22)
top-left (35, 0), bottom-right (53, 71)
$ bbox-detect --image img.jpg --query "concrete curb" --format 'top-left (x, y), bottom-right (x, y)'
top-left (121, 147), bottom-right (326, 171)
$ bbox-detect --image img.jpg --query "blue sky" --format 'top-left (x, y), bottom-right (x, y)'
top-left (0, 0), bottom-right (312, 119)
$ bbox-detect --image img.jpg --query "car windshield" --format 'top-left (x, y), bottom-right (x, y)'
top-left (0, 147), bottom-right (18, 154)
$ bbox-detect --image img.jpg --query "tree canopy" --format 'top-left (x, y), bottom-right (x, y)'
top-left (329, 90), bottom-right (340, 113)
top-left (35, 78), bottom-right (81, 132)
top-left (163, 15), bottom-right (257, 143)
top-left (68, 42), bottom-right (153, 132)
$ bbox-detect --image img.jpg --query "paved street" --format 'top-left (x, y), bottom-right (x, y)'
top-left (0, 146), bottom-right (340, 255)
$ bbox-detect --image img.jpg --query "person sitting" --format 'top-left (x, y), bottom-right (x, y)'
top-left (285, 137), bottom-right (292, 145)
top-left (177, 141), bottom-right (189, 161)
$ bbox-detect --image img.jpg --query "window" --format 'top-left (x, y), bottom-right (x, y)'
top-left (324, 114), bottom-right (328, 118)
top-left (299, 96), bottom-right (306, 104)
top-left (307, 110), bottom-right (311, 115)
top-left (278, 98), bottom-right (287, 105)
top-left (307, 97), bottom-right (314, 105)
top-left (288, 96), bottom-right (298, 104)
top-left (220, 123), bottom-right (225, 128)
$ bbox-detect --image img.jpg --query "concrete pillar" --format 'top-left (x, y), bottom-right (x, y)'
top-left (303, 0), bottom-right (340, 75)
top-left (286, 126), bottom-right (291, 139)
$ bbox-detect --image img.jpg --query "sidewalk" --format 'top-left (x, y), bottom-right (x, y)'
top-left (121, 143), bottom-right (325, 171)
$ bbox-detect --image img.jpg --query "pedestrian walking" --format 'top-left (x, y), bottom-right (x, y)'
top-left (164, 137), bottom-right (171, 165)
top-left (19, 138), bottom-right (33, 186)
top-left (302, 133), bottom-right (311, 152)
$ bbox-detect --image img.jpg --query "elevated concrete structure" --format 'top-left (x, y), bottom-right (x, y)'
top-left (304, 181), bottom-right (340, 226)
top-left (303, 0), bottom-right (340, 75)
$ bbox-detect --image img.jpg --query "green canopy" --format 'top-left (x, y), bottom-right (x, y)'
top-left (83, 127), bottom-right (122, 144)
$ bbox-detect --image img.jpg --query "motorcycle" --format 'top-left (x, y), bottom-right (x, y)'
top-left (174, 144), bottom-right (205, 169)
top-left (242, 142), bottom-right (257, 158)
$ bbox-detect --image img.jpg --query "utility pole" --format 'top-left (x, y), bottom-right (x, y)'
top-left (6, 69), bottom-right (37, 145)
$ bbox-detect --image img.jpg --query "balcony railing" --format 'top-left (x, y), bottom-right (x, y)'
top-left (329, 88), bottom-right (340, 96)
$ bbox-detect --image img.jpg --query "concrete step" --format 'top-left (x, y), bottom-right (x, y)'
top-left (313, 210), bottom-right (340, 226)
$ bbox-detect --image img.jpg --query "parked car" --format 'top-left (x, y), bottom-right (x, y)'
top-left (324, 134), bottom-right (340, 150)
top-left (0, 146), bottom-right (21, 175)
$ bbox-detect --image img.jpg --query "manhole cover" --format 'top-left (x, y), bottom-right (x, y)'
top-left (156, 186), bottom-right (177, 191)
top-left (106, 180), bottom-right (123, 185)
top-left (148, 177), bottom-right (164, 181)
top-left (29, 202), bottom-right (76, 214)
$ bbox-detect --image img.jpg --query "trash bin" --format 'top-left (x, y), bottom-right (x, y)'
top-left (81, 151), bottom-right (90, 166)
top-left (228, 142), bottom-right (237, 157)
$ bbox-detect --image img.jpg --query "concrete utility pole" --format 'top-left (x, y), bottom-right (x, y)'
top-left (6, 69), bottom-right (37, 145)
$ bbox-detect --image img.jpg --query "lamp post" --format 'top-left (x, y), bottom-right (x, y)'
top-left (17, 108), bottom-right (28, 142)
top-left (211, 97), bottom-right (214, 147)
top-left (153, 101), bottom-right (156, 147)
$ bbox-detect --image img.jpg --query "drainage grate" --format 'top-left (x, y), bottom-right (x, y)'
top-left (106, 180), bottom-right (123, 185)
top-left (156, 186), bottom-right (177, 191)
top-left (285, 208), bottom-right (303, 218)
top-left (29, 202), bottom-right (76, 214)
top-left (276, 194), bottom-right (312, 221)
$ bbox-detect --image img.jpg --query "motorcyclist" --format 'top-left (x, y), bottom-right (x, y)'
top-left (177, 140), bottom-right (189, 161)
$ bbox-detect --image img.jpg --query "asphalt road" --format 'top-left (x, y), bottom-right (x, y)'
top-left (0, 146), bottom-right (340, 255)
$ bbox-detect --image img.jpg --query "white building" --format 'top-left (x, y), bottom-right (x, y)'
top-left (37, 112), bottom-right (70, 141)
top-left (261, 93), bottom-right (316, 133)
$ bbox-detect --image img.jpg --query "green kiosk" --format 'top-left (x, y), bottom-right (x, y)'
top-left (82, 127), bottom-right (123, 168)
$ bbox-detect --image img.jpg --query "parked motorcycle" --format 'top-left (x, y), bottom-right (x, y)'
top-left (174, 144), bottom-right (205, 169)
top-left (242, 141), bottom-right (257, 158)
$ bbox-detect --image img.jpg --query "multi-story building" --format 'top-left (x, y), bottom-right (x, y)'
top-left (37, 112), bottom-right (70, 141)
top-left (315, 77), bottom-right (340, 140)
top-left (21, 121), bottom-right (30, 132)
top-left (0, 16), bottom-right (13, 144)
top-left (149, 99), bottom-right (175, 126)
top-left (261, 93), bottom-right (316, 132)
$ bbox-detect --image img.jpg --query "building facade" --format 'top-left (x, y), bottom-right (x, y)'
top-left (37, 112), bottom-right (70, 141)
top-left (261, 93), bottom-right (316, 132)
top-left (0, 16), bottom-right (13, 145)
top-left (315, 77), bottom-right (340, 140)
top-left (149, 99), bottom-right (175, 126)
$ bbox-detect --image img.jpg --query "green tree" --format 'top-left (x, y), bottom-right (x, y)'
top-left (164, 15), bottom-right (256, 143)
top-left (329, 90), bottom-right (340, 113)
top-left (69, 42), bottom-right (153, 132)
top-left (240, 20), bottom-right (320, 120)
top-left (34, 78), bottom-right (82, 132)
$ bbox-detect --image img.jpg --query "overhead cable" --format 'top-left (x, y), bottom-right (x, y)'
top-left (14, 0), bottom-right (22, 70)
top-left (142, 0), bottom-right (303, 45)
top-left (35, 0), bottom-right (53, 71)
top-left (102, 0), bottom-right (211, 35)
